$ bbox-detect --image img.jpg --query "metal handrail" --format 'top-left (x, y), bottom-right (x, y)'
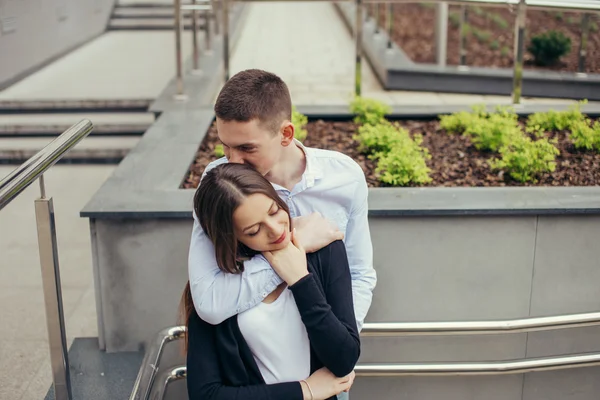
top-left (129, 310), bottom-right (600, 398)
top-left (361, 311), bottom-right (600, 336)
top-left (146, 351), bottom-right (600, 398)
top-left (0, 120), bottom-right (94, 400)
top-left (0, 120), bottom-right (93, 210)
top-left (129, 326), bottom-right (187, 400)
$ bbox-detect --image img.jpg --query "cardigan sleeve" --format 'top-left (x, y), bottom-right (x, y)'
top-left (288, 240), bottom-right (361, 377)
top-left (186, 312), bottom-right (304, 400)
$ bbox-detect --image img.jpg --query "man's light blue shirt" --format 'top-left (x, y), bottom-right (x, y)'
top-left (188, 141), bottom-right (377, 331)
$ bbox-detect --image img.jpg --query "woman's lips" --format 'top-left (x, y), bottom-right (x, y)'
top-left (272, 230), bottom-right (287, 244)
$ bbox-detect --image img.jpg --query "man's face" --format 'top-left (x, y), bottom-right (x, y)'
top-left (216, 118), bottom-right (283, 176)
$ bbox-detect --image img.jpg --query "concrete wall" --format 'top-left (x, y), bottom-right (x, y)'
top-left (90, 213), bottom-right (600, 399)
top-left (0, 0), bottom-right (114, 89)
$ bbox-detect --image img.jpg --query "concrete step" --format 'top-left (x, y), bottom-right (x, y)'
top-left (108, 18), bottom-right (208, 30)
top-left (113, 7), bottom-right (213, 19)
top-left (0, 136), bottom-right (140, 164)
top-left (0, 100), bottom-right (152, 114)
top-left (0, 113), bottom-right (154, 137)
top-left (116, 0), bottom-right (174, 7)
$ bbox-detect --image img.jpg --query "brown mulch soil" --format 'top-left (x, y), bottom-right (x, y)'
top-left (181, 120), bottom-right (600, 189)
top-left (373, 4), bottom-right (600, 73)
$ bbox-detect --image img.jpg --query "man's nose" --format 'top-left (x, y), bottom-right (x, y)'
top-left (227, 150), bottom-right (244, 164)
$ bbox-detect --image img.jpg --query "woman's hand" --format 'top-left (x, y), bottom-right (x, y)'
top-left (263, 229), bottom-right (309, 286)
top-left (301, 367), bottom-right (355, 400)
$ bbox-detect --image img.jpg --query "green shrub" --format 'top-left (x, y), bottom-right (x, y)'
top-left (214, 144), bottom-right (225, 157)
top-left (487, 12), bottom-right (509, 30)
top-left (292, 106), bottom-right (308, 142)
top-left (570, 119), bottom-right (600, 151)
top-left (490, 40), bottom-right (500, 50)
top-left (376, 134), bottom-right (432, 186)
top-left (528, 30), bottom-right (572, 66)
top-left (440, 105), bottom-right (521, 152)
top-left (526, 101), bottom-right (587, 134)
top-left (354, 121), bottom-right (404, 155)
top-left (449, 12), bottom-right (461, 28)
top-left (350, 96), bottom-right (391, 126)
top-left (490, 135), bottom-right (559, 183)
top-left (472, 28), bottom-right (492, 43)
top-left (471, 6), bottom-right (484, 16)
top-left (501, 46), bottom-right (511, 58)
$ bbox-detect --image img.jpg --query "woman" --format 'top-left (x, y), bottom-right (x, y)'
top-left (180, 163), bottom-right (360, 400)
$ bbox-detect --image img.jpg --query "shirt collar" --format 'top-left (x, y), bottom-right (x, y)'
top-left (293, 139), bottom-right (323, 188)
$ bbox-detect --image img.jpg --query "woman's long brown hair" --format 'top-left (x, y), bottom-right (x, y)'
top-left (179, 163), bottom-right (291, 351)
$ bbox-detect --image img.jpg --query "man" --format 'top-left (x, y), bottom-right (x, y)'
top-left (187, 69), bottom-right (376, 397)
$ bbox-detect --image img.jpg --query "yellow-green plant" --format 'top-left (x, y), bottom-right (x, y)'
top-left (570, 119), bottom-right (600, 152)
top-left (526, 101), bottom-right (587, 135)
top-left (349, 96), bottom-right (391, 126)
top-left (376, 134), bottom-right (432, 186)
top-left (214, 144), bottom-right (225, 157)
top-left (353, 121), bottom-right (404, 156)
top-left (292, 106), bottom-right (308, 142)
top-left (490, 135), bottom-right (559, 183)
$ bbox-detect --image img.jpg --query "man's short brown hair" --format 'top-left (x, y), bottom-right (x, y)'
top-left (214, 69), bottom-right (292, 133)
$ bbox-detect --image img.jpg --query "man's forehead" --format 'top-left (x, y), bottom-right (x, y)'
top-left (217, 120), bottom-right (268, 146)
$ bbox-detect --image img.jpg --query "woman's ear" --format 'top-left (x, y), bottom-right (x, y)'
top-left (280, 121), bottom-right (295, 146)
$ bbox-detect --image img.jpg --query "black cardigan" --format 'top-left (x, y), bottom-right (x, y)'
top-left (186, 240), bottom-right (361, 400)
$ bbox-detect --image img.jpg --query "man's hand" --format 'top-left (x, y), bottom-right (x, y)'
top-left (264, 229), bottom-right (309, 286)
top-left (292, 212), bottom-right (344, 253)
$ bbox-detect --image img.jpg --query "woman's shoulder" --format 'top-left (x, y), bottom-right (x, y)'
top-left (307, 240), bottom-right (348, 274)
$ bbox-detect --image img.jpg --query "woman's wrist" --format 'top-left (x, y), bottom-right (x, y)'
top-left (300, 379), bottom-right (314, 400)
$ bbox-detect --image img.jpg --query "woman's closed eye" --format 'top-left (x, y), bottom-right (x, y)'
top-left (247, 228), bottom-right (260, 237)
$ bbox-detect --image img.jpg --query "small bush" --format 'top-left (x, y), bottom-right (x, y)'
top-left (354, 121), bottom-right (404, 155)
top-left (569, 119), bottom-right (600, 152)
top-left (472, 28), bottom-right (492, 44)
top-left (528, 31), bottom-right (572, 66)
top-left (214, 144), bottom-right (225, 157)
top-left (501, 46), bottom-right (511, 58)
top-left (376, 134), bottom-right (432, 186)
top-left (490, 135), bottom-right (559, 183)
top-left (526, 101), bottom-right (587, 134)
top-left (440, 105), bottom-right (521, 152)
top-left (350, 96), bottom-right (391, 126)
top-left (471, 6), bottom-right (484, 16)
top-left (292, 106), bottom-right (308, 142)
top-left (449, 12), bottom-right (461, 28)
top-left (487, 12), bottom-right (509, 30)
top-left (490, 40), bottom-right (500, 50)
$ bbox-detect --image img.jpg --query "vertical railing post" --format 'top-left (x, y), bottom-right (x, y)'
top-left (435, 2), bottom-right (448, 66)
top-left (223, 0), bottom-right (230, 81)
top-left (191, 0), bottom-right (200, 71)
top-left (375, 2), bottom-right (380, 34)
top-left (512, 0), bottom-right (526, 104)
top-left (386, 3), bottom-right (393, 49)
top-left (35, 175), bottom-right (72, 400)
top-left (579, 13), bottom-right (590, 73)
top-left (213, 0), bottom-right (220, 35)
top-left (174, 0), bottom-right (187, 100)
top-left (459, 5), bottom-right (468, 66)
top-left (355, 0), bottom-right (363, 96)
top-left (205, 6), bottom-right (212, 53)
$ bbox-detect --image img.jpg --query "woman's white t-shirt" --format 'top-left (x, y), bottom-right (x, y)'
top-left (237, 288), bottom-right (311, 384)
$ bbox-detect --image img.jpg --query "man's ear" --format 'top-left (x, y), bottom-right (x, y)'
top-left (280, 121), bottom-right (295, 146)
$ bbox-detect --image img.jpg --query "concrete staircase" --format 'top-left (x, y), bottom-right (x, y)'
top-left (108, 1), bottom-right (210, 31)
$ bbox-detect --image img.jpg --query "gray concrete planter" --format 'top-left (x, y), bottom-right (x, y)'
top-left (81, 104), bottom-right (600, 400)
top-left (335, 3), bottom-right (600, 101)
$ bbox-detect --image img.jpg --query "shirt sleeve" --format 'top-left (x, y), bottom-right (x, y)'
top-left (187, 159), bottom-right (284, 325)
top-left (186, 312), bottom-right (304, 400)
top-left (288, 240), bottom-right (361, 378)
top-left (344, 165), bottom-right (377, 331)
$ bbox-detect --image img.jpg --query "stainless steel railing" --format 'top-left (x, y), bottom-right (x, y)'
top-left (173, 0), bottom-right (215, 100)
top-left (130, 310), bottom-right (600, 399)
top-left (215, 0), bottom-right (600, 103)
top-left (0, 119), bottom-right (95, 400)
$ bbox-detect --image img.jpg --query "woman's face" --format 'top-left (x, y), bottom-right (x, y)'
top-left (233, 193), bottom-right (291, 252)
